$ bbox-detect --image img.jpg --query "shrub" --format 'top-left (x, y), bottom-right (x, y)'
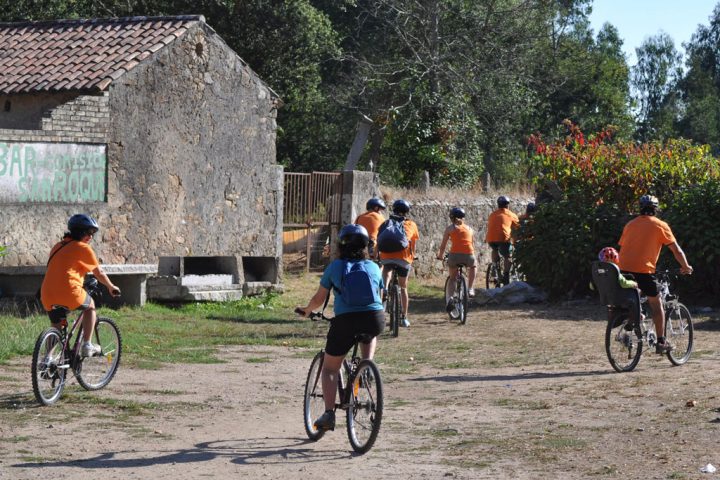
top-left (519, 121), bottom-right (720, 298)
top-left (663, 180), bottom-right (720, 299)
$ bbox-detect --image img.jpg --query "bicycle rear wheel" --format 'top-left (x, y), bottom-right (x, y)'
top-left (303, 351), bottom-right (326, 441)
top-left (346, 360), bottom-right (383, 454)
top-left (444, 277), bottom-right (460, 320)
top-left (605, 313), bottom-right (642, 372)
top-left (665, 303), bottom-right (693, 366)
top-left (458, 276), bottom-right (468, 325)
top-left (31, 328), bottom-right (67, 406)
top-left (486, 263), bottom-right (501, 289)
top-left (75, 317), bottom-right (122, 390)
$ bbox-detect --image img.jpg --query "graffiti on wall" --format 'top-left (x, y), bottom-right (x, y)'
top-left (0, 142), bottom-right (107, 203)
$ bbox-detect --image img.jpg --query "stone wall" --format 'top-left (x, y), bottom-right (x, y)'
top-left (0, 22), bottom-right (282, 284)
top-left (390, 197), bottom-right (532, 278)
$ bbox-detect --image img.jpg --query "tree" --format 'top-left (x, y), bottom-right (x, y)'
top-left (632, 33), bottom-right (682, 141)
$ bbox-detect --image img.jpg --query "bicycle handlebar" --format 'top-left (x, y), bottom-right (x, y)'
top-left (294, 307), bottom-right (330, 322)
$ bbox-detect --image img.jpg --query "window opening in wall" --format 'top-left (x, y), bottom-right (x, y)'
top-left (195, 42), bottom-right (204, 57)
top-left (3, 100), bottom-right (9, 112)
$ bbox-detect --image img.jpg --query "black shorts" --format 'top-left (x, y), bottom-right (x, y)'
top-left (622, 272), bottom-right (658, 297)
top-left (489, 242), bottom-right (512, 258)
top-left (325, 310), bottom-right (385, 357)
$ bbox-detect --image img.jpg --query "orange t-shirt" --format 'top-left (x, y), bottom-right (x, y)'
top-left (379, 219), bottom-right (420, 264)
top-left (355, 211), bottom-right (385, 243)
top-left (618, 215), bottom-right (676, 274)
top-left (40, 239), bottom-right (100, 311)
top-left (449, 223), bottom-right (475, 254)
top-left (485, 208), bottom-right (519, 243)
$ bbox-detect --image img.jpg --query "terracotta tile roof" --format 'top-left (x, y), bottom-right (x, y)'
top-left (0, 15), bottom-right (203, 94)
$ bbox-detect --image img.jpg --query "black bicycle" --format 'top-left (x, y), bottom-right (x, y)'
top-left (298, 309), bottom-right (383, 454)
top-left (385, 264), bottom-right (401, 337)
top-left (443, 256), bottom-right (468, 324)
top-left (604, 269), bottom-right (693, 372)
top-left (31, 277), bottom-right (122, 406)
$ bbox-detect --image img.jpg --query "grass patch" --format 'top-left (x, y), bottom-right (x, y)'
top-left (493, 398), bottom-right (552, 410)
top-left (2, 435), bottom-right (30, 443)
top-left (245, 357), bottom-right (272, 363)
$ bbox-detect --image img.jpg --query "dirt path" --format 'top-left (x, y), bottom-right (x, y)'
top-left (1, 301), bottom-right (719, 479)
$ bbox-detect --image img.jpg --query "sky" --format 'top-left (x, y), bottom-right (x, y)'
top-left (588, 0), bottom-right (719, 66)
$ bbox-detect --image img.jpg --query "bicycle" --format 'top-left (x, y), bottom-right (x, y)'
top-left (442, 255), bottom-right (468, 325)
top-left (297, 309), bottom-right (384, 454)
top-left (603, 268), bottom-right (693, 373)
top-left (384, 264), bottom-right (401, 337)
top-left (485, 256), bottom-right (506, 289)
top-left (31, 277), bottom-right (122, 406)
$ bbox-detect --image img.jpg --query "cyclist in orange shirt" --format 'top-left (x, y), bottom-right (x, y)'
top-left (378, 199), bottom-right (419, 328)
top-left (618, 195), bottom-right (692, 353)
top-left (485, 195), bottom-right (520, 284)
top-left (436, 207), bottom-right (477, 307)
top-left (40, 215), bottom-right (121, 357)
top-left (354, 198), bottom-right (386, 257)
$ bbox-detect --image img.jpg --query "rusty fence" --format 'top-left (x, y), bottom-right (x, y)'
top-left (283, 172), bottom-right (343, 271)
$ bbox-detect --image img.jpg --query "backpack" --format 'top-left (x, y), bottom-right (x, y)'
top-left (376, 218), bottom-right (409, 253)
top-left (337, 260), bottom-right (381, 306)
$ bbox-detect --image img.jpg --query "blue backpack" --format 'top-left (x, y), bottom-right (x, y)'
top-left (377, 218), bottom-right (409, 253)
top-left (337, 260), bottom-right (381, 306)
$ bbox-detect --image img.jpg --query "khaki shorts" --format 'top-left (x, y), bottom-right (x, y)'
top-left (447, 253), bottom-right (476, 268)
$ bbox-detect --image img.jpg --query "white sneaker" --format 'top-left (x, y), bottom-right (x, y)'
top-left (401, 317), bottom-right (410, 328)
top-left (468, 288), bottom-right (475, 297)
top-left (81, 342), bottom-right (101, 357)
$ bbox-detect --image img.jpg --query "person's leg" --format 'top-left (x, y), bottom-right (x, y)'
top-left (381, 264), bottom-right (391, 292)
top-left (647, 295), bottom-right (666, 339)
top-left (398, 275), bottom-right (409, 319)
top-left (80, 297), bottom-right (96, 343)
top-left (468, 266), bottom-right (476, 290)
top-left (446, 266), bottom-right (458, 297)
top-left (320, 353), bottom-right (344, 412)
top-left (359, 337), bottom-right (377, 360)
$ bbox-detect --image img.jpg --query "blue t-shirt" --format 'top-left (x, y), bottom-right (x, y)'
top-left (320, 259), bottom-right (384, 315)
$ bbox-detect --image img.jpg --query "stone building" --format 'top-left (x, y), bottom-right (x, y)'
top-left (0, 15), bottom-right (283, 299)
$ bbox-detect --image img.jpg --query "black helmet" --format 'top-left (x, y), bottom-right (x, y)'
top-left (366, 198), bottom-right (387, 210)
top-left (639, 195), bottom-right (659, 209)
top-left (525, 202), bottom-right (537, 214)
top-left (67, 214), bottom-right (99, 233)
top-left (338, 224), bottom-right (370, 249)
top-left (497, 195), bottom-right (510, 208)
top-left (450, 207), bottom-right (465, 219)
top-left (392, 199), bottom-right (411, 215)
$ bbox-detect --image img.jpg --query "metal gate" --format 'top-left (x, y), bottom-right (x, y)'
top-left (283, 172), bottom-right (343, 271)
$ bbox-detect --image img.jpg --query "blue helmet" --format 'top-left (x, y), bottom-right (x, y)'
top-left (639, 195), bottom-right (659, 209)
top-left (450, 207), bottom-right (465, 219)
top-left (392, 199), bottom-right (411, 215)
top-left (366, 198), bottom-right (387, 210)
top-left (339, 224), bottom-right (369, 249)
top-left (67, 214), bottom-right (99, 233)
top-left (525, 202), bottom-right (537, 214)
top-left (497, 195), bottom-right (510, 208)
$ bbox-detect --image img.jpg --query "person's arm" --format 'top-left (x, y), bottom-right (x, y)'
top-left (618, 274), bottom-right (638, 289)
top-left (436, 226), bottom-right (451, 260)
top-left (667, 242), bottom-right (693, 274)
top-left (92, 266), bottom-right (121, 296)
top-left (296, 286), bottom-right (330, 317)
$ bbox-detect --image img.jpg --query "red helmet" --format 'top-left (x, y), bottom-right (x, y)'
top-left (598, 247), bottom-right (619, 264)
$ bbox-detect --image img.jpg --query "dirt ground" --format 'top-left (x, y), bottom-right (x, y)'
top-left (1, 293), bottom-right (720, 480)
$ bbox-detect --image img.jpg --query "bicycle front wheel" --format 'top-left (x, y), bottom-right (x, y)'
top-left (486, 263), bottom-right (501, 289)
top-left (75, 317), bottom-right (122, 390)
top-left (346, 360), bottom-right (383, 454)
top-left (458, 276), bottom-right (468, 325)
top-left (303, 351), bottom-right (326, 441)
top-left (665, 303), bottom-right (693, 366)
top-left (605, 313), bottom-right (642, 372)
top-left (31, 328), bottom-right (67, 406)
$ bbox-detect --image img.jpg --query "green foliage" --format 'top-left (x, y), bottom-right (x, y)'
top-left (515, 200), bottom-right (624, 298)
top-left (519, 122), bottom-right (720, 297)
top-left (0, 245), bottom-right (7, 257)
top-left (664, 181), bottom-right (720, 298)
